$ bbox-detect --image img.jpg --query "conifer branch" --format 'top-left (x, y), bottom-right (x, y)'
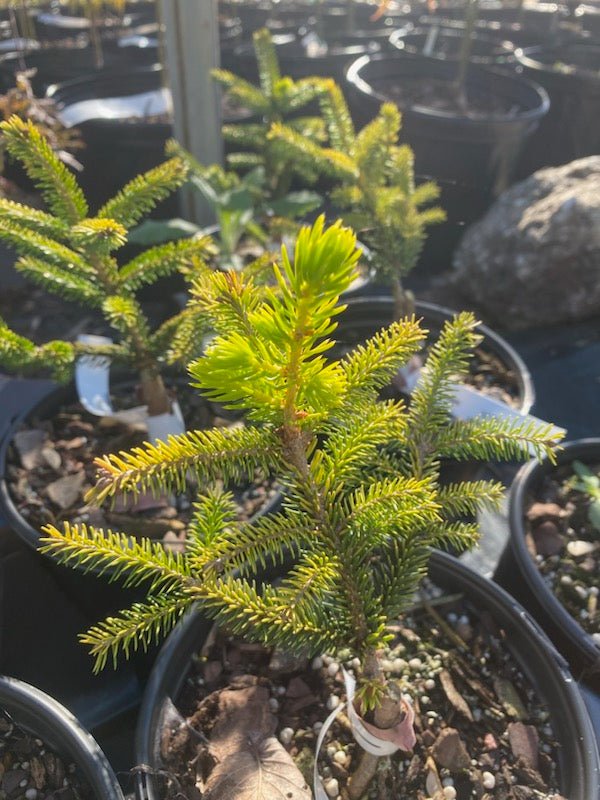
top-left (1, 116), bottom-right (87, 224)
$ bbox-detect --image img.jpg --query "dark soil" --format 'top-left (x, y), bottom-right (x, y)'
top-left (5, 384), bottom-right (278, 549)
top-left (152, 585), bottom-right (564, 800)
top-left (379, 78), bottom-right (521, 119)
top-left (0, 710), bottom-right (94, 799)
top-left (524, 462), bottom-right (600, 642)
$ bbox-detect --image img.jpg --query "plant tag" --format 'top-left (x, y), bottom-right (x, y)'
top-left (449, 383), bottom-right (566, 451)
top-left (146, 401), bottom-right (186, 442)
top-left (313, 668), bottom-right (415, 799)
top-left (76, 334), bottom-right (185, 441)
top-left (397, 363), bottom-right (566, 451)
top-left (75, 334), bottom-right (114, 416)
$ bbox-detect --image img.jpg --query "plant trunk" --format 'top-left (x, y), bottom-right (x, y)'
top-left (139, 369), bottom-right (172, 417)
top-left (454, 0), bottom-right (479, 112)
top-left (88, 2), bottom-right (105, 70)
top-left (392, 276), bottom-right (415, 320)
top-left (347, 651), bottom-right (405, 800)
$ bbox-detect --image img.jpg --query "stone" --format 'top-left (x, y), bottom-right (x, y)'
top-left (507, 722), bottom-right (540, 771)
top-left (532, 521), bottom-right (563, 557)
top-left (14, 430), bottom-right (46, 470)
top-left (567, 540), bottom-right (597, 558)
top-left (46, 472), bottom-right (85, 510)
top-left (431, 728), bottom-right (471, 771)
top-left (452, 157), bottom-right (600, 328)
top-left (526, 503), bottom-right (563, 521)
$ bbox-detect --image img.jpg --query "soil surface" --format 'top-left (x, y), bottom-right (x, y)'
top-left (0, 710), bottom-right (94, 799)
top-left (524, 462), bottom-right (600, 642)
top-left (153, 584), bottom-right (565, 800)
top-left (378, 78), bottom-right (521, 119)
top-left (5, 385), bottom-right (278, 550)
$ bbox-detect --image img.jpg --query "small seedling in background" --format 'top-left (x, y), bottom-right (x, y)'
top-left (570, 461), bottom-right (600, 532)
top-left (268, 80), bottom-right (446, 318)
top-left (213, 27), bottom-right (327, 202)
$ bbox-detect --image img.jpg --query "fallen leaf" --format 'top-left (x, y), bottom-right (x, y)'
top-left (203, 735), bottom-right (311, 800)
top-left (14, 429), bottom-right (45, 469)
top-left (209, 685), bottom-right (277, 761)
top-left (526, 502), bottom-right (563, 521)
top-left (493, 677), bottom-right (527, 720)
top-left (439, 669), bottom-right (474, 721)
top-left (532, 521), bottom-right (563, 557)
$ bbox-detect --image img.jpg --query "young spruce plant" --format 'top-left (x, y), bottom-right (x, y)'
top-left (41, 218), bottom-right (560, 798)
top-left (269, 80), bottom-right (446, 317)
top-left (213, 28), bottom-right (337, 203)
top-left (0, 117), bottom-right (212, 418)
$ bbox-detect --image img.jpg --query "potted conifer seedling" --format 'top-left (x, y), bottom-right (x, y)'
top-left (39, 218), bottom-right (598, 800)
top-left (268, 81), bottom-right (535, 415)
top-left (0, 117), bottom-right (278, 558)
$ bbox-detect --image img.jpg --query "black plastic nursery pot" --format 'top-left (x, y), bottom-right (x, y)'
top-left (233, 32), bottom-right (383, 85)
top-left (389, 25), bottom-right (516, 66)
top-left (495, 438), bottom-right (600, 687)
top-left (0, 676), bottom-right (124, 799)
top-left (47, 64), bottom-right (250, 212)
top-left (133, 549), bottom-right (600, 800)
top-left (46, 64), bottom-right (173, 212)
top-left (0, 377), bottom-right (282, 618)
top-left (337, 296), bottom-right (535, 414)
top-left (0, 43), bottom-right (144, 95)
top-left (515, 41), bottom-right (600, 175)
top-left (31, 2), bottom-right (156, 42)
top-left (345, 53), bottom-right (549, 201)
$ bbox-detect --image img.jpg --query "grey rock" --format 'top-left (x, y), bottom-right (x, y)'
top-left (453, 157), bottom-right (600, 328)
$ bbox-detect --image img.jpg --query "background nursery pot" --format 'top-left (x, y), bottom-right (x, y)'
top-left (515, 41), bottom-right (600, 175)
top-left (345, 53), bottom-right (549, 203)
top-left (389, 26), bottom-right (517, 66)
top-left (0, 675), bottom-right (124, 800)
top-left (495, 438), bottom-right (600, 685)
top-left (336, 296), bottom-right (535, 414)
top-left (0, 378), bottom-right (282, 616)
top-left (133, 550), bottom-right (600, 800)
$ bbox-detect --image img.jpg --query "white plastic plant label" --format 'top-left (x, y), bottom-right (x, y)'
top-left (448, 382), bottom-right (566, 452)
top-left (75, 334), bottom-right (185, 442)
top-left (313, 668), bottom-right (415, 799)
top-left (75, 334), bottom-right (114, 416)
top-left (146, 401), bottom-right (186, 442)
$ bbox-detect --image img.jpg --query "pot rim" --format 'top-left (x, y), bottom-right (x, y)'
top-left (345, 52), bottom-right (550, 124)
top-left (507, 437), bottom-right (600, 665)
top-left (0, 675), bottom-right (124, 800)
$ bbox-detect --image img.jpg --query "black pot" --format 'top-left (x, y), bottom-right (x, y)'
top-left (0, 676), bottom-right (124, 799)
top-left (345, 52), bottom-right (549, 201)
top-left (337, 296), bottom-right (535, 414)
top-left (46, 64), bottom-right (171, 212)
top-left (515, 41), bottom-right (600, 175)
top-left (46, 64), bottom-right (251, 213)
top-left (233, 31), bottom-right (382, 84)
top-left (0, 378), bottom-right (282, 606)
top-left (390, 25), bottom-right (516, 66)
top-left (416, 13), bottom-right (585, 49)
top-left (133, 550), bottom-right (600, 800)
top-left (495, 438), bottom-right (600, 686)
top-left (0, 43), bottom-right (142, 95)
top-left (32, 3), bottom-right (156, 42)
